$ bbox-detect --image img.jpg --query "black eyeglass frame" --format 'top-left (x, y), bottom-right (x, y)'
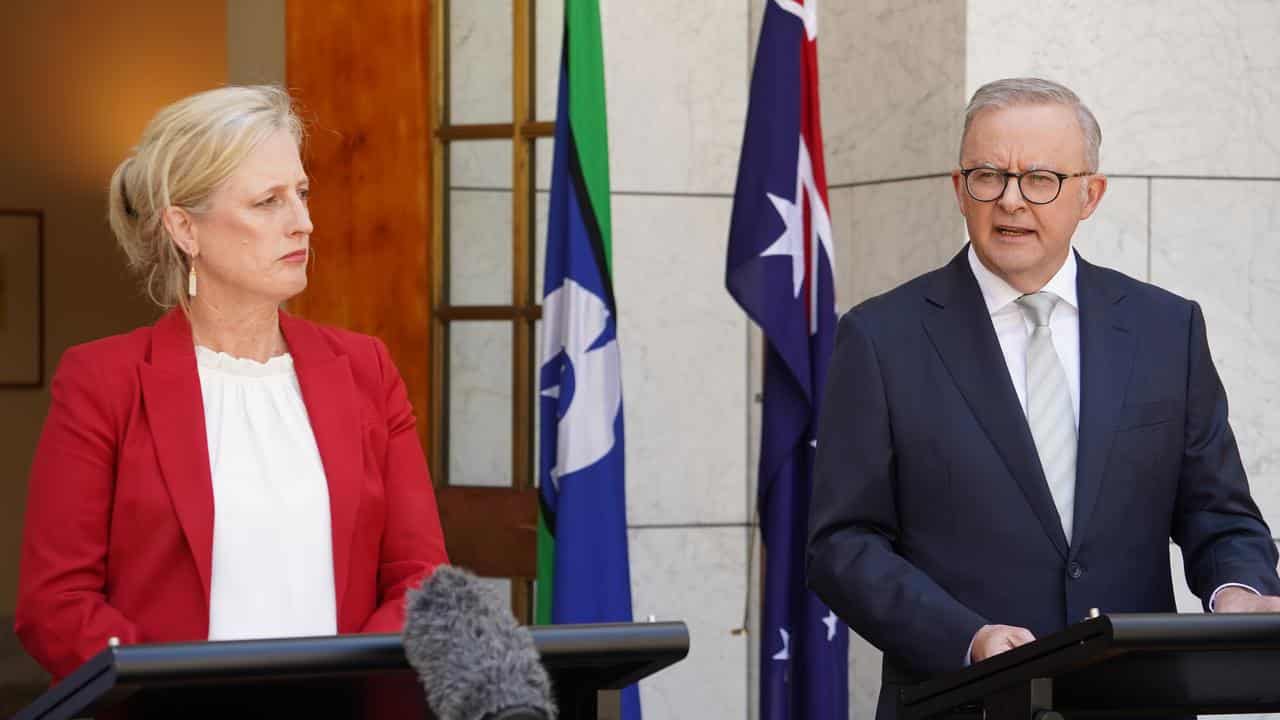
top-left (958, 167), bottom-right (1094, 205)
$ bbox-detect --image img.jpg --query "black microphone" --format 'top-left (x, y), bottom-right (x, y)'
top-left (402, 565), bottom-right (556, 720)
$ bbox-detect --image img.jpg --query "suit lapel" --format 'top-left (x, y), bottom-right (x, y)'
top-left (1071, 255), bottom-right (1134, 552)
top-left (280, 311), bottom-right (363, 617)
top-left (922, 249), bottom-right (1070, 559)
top-left (140, 310), bottom-right (214, 606)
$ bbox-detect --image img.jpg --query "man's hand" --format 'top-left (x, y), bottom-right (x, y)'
top-left (1213, 587), bottom-right (1280, 613)
top-left (970, 624), bottom-right (1036, 663)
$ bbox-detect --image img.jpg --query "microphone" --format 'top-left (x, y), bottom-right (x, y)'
top-left (402, 565), bottom-right (556, 720)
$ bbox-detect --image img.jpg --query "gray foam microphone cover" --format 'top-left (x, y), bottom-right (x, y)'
top-left (402, 565), bottom-right (556, 720)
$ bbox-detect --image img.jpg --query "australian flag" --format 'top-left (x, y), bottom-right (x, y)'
top-left (725, 1), bottom-right (848, 718)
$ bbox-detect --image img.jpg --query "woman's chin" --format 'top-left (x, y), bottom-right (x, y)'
top-left (281, 279), bottom-right (307, 302)
top-left (259, 277), bottom-right (307, 306)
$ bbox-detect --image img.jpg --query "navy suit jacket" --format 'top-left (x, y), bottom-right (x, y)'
top-left (806, 247), bottom-right (1280, 718)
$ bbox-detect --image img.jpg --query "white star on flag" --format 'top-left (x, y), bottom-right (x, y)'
top-left (762, 188), bottom-right (805, 298)
top-left (758, 138), bottom-right (834, 334)
top-left (822, 610), bottom-right (839, 641)
top-left (771, 627), bottom-right (791, 660)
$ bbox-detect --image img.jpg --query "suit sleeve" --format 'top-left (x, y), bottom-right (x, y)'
top-left (1172, 301), bottom-right (1280, 604)
top-left (15, 346), bottom-right (141, 680)
top-left (359, 338), bottom-right (450, 632)
top-left (807, 311), bottom-right (987, 676)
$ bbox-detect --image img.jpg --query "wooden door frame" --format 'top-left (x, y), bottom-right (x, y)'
top-left (429, 0), bottom-right (555, 623)
top-left (286, 0), bottom-right (553, 623)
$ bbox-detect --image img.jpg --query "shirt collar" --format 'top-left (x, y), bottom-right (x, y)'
top-left (966, 244), bottom-right (1078, 316)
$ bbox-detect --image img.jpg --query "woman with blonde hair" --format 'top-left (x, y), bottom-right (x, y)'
top-left (15, 85), bottom-right (448, 681)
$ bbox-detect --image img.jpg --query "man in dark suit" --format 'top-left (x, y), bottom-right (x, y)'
top-left (806, 77), bottom-right (1280, 719)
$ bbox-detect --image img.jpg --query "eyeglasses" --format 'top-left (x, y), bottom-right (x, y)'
top-left (959, 167), bottom-right (1093, 205)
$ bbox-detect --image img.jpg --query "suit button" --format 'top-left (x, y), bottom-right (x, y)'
top-left (1068, 562), bottom-right (1084, 579)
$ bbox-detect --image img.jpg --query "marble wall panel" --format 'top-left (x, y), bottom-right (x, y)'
top-left (598, 0), bottom-right (748, 194)
top-left (612, 194), bottom-right (749, 525)
top-left (966, 0), bottom-right (1280, 178)
top-left (534, 0), bottom-right (564, 125)
top-left (830, 176), bottom-right (966, 312)
top-left (746, 524), bottom-right (761, 720)
top-left (535, 132), bottom-right (554, 192)
top-left (820, 0), bottom-right (967, 186)
top-left (827, 185), bottom-right (857, 311)
top-left (1167, 543), bottom-right (1207, 614)
top-left (447, 321), bottom-right (513, 487)
top-left (534, 190), bottom-right (548, 299)
top-left (849, 631), bottom-right (883, 720)
top-left (449, 0), bottom-right (512, 125)
top-left (1072, 177), bottom-right (1148, 281)
top-left (448, 189), bottom-right (513, 305)
top-left (746, 320), bottom-right (763, 537)
top-left (450, 140), bottom-right (513, 190)
top-left (473, 576), bottom-right (514, 613)
top-left (1150, 179), bottom-right (1280, 528)
top-left (748, 0), bottom-right (764, 67)
top-left (629, 526), bottom-right (750, 720)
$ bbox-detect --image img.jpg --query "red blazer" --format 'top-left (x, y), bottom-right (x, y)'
top-left (16, 310), bottom-right (449, 680)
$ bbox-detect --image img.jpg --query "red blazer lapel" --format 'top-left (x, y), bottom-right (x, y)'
top-left (140, 309), bottom-right (214, 607)
top-left (279, 311), bottom-right (364, 618)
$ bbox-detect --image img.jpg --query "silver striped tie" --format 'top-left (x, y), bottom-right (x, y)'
top-left (1016, 292), bottom-right (1077, 545)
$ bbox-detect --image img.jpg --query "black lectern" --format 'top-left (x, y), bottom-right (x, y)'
top-left (15, 621), bottom-right (688, 720)
top-left (900, 612), bottom-right (1280, 719)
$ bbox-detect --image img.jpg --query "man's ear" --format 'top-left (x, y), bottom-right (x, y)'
top-left (951, 169), bottom-right (968, 217)
top-left (1079, 174), bottom-right (1108, 221)
top-left (161, 206), bottom-right (199, 258)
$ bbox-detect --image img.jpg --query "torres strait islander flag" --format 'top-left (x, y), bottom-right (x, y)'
top-left (536, 2), bottom-right (640, 720)
top-left (726, 1), bottom-right (849, 719)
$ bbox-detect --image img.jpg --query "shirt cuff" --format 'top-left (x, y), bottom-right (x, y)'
top-left (1209, 582), bottom-right (1261, 612)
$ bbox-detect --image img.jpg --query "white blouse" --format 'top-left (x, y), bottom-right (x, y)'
top-left (196, 345), bottom-right (338, 641)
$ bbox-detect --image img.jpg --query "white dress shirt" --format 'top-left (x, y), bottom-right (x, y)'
top-left (968, 245), bottom-right (1080, 427)
top-left (963, 246), bottom-right (1247, 661)
top-left (197, 345), bottom-right (338, 641)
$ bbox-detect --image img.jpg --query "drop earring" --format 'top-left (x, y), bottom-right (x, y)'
top-left (188, 264), bottom-right (198, 297)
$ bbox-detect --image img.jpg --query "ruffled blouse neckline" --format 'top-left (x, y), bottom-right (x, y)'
top-left (195, 345), bottom-right (294, 378)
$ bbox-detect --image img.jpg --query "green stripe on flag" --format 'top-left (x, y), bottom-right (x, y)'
top-left (535, 508), bottom-right (554, 625)
top-left (566, 0), bottom-right (613, 273)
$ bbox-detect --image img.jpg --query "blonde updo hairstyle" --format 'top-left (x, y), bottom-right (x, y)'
top-left (108, 85), bottom-right (303, 311)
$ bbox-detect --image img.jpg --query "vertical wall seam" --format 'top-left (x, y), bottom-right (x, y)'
top-left (1152, 176), bottom-right (1162, 280)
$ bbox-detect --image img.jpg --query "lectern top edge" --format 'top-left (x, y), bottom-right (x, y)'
top-left (905, 611), bottom-right (1280, 708)
top-left (900, 612), bottom-right (1280, 720)
top-left (14, 621), bottom-right (692, 720)
top-left (902, 615), bottom-right (1111, 706)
